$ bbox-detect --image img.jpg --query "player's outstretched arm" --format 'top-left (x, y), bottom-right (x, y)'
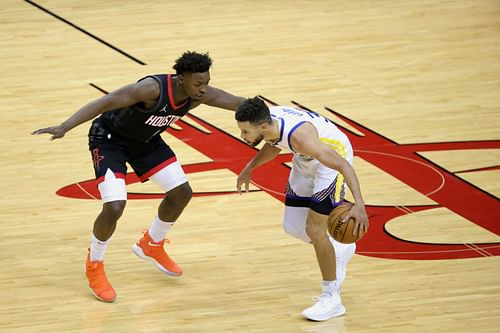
top-left (237, 143), bottom-right (281, 194)
top-left (202, 86), bottom-right (246, 111)
top-left (31, 78), bottom-right (160, 140)
top-left (290, 123), bottom-right (369, 236)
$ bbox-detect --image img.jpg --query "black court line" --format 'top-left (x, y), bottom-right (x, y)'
top-left (89, 83), bottom-right (108, 94)
top-left (24, 0), bottom-right (146, 65)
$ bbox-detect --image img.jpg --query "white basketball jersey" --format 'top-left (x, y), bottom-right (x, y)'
top-left (268, 106), bottom-right (352, 162)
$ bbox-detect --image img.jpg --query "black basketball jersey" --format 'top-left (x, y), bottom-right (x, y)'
top-left (99, 74), bottom-right (192, 143)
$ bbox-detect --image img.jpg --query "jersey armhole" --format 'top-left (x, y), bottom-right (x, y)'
top-left (133, 75), bottom-right (164, 113)
top-left (287, 121), bottom-right (307, 153)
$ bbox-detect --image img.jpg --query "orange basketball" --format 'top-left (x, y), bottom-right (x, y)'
top-left (327, 202), bottom-right (363, 244)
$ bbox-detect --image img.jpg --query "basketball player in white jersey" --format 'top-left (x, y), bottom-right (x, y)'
top-left (235, 97), bottom-right (369, 321)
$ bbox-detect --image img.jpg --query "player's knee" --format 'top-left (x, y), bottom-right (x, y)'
top-left (102, 200), bottom-right (126, 221)
top-left (167, 182), bottom-right (193, 208)
top-left (283, 220), bottom-right (310, 243)
top-left (283, 221), bottom-right (298, 238)
top-left (306, 220), bottom-right (328, 243)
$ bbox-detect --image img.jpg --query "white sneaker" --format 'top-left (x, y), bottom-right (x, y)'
top-left (330, 237), bottom-right (356, 290)
top-left (302, 291), bottom-right (346, 321)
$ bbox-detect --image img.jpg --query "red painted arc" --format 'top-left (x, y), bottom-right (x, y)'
top-left (56, 103), bottom-right (500, 260)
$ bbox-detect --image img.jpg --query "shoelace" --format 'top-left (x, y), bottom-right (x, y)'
top-left (87, 266), bottom-right (110, 289)
top-left (90, 275), bottom-right (110, 289)
top-left (311, 292), bottom-right (335, 303)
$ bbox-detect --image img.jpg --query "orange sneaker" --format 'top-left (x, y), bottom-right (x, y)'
top-left (85, 253), bottom-right (116, 302)
top-left (132, 231), bottom-right (183, 276)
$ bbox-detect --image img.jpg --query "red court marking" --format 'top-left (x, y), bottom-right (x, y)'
top-left (56, 102), bottom-right (500, 260)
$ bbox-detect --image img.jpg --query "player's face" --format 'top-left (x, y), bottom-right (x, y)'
top-left (237, 121), bottom-right (264, 147)
top-left (180, 72), bottom-right (210, 100)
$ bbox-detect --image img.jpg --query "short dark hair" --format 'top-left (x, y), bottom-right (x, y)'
top-left (173, 51), bottom-right (212, 74)
top-left (235, 97), bottom-right (272, 125)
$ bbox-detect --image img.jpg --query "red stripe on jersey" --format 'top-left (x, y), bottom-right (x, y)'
top-left (167, 74), bottom-right (189, 110)
top-left (139, 156), bottom-right (177, 182)
top-left (96, 172), bottom-right (126, 185)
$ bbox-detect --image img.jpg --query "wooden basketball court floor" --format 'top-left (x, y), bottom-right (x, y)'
top-left (1, 1), bottom-right (499, 332)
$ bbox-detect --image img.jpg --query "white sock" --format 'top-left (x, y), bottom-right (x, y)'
top-left (148, 216), bottom-right (175, 242)
top-left (322, 280), bottom-right (339, 294)
top-left (90, 234), bottom-right (110, 262)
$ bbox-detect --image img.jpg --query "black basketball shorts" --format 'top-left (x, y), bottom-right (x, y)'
top-left (88, 120), bottom-right (188, 202)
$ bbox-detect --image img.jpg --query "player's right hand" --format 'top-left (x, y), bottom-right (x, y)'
top-left (236, 168), bottom-right (252, 194)
top-left (31, 125), bottom-right (67, 140)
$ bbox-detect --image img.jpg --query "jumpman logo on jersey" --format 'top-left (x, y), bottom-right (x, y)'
top-left (92, 148), bottom-right (104, 171)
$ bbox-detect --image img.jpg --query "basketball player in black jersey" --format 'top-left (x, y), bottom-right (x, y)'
top-left (32, 51), bottom-right (245, 302)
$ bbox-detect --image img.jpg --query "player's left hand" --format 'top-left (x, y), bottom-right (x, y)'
top-left (343, 202), bottom-right (369, 237)
top-left (32, 125), bottom-right (67, 140)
